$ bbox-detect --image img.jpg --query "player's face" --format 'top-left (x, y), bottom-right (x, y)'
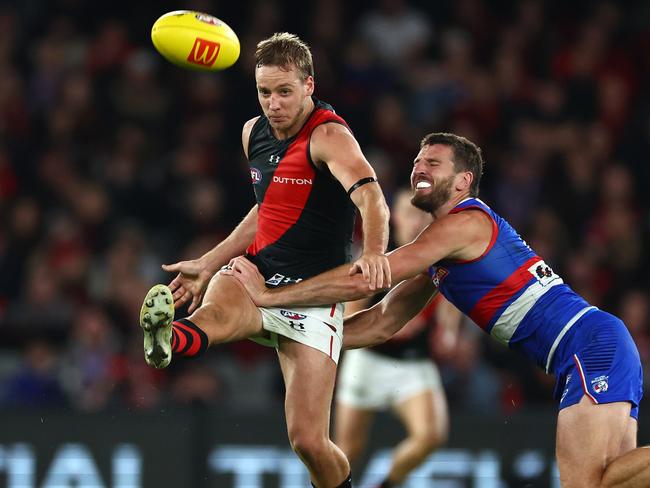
top-left (410, 144), bottom-right (457, 214)
top-left (256, 65), bottom-right (314, 138)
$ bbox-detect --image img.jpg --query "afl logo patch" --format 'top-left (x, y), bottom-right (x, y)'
top-left (280, 310), bottom-right (307, 320)
top-left (251, 168), bottom-right (262, 185)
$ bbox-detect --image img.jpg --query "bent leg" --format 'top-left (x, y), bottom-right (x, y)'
top-left (188, 273), bottom-right (263, 344)
top-left (601, 418), bottom-right (650, 488)
top-left (334, 401), bottom-right (375, 466)
top-left (387, 388), bottom-right (449, 485)
top-left (557, 395), bottom-right (650, 487)
top-left (279, 337), bottom-right (350, 487)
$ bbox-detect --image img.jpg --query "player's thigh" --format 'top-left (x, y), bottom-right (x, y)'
top-left (334, 401), bottom-right (374, 458)
top-left (556, 394), bottom-right (632, 487)
top-left (394, 387), bottom-right (448, 442)
top-left (620, 416), bottom-right (638, 453)
top-left (278, 337), bottom-right (338, 437)
top-left (195, 273), bottom-right (263, 339)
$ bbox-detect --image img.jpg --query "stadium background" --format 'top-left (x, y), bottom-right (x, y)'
top-left (0, 0), bottom-right (649, 486)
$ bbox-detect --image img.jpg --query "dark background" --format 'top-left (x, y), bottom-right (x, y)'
top-left (0, 0), bottom-right (649, 486)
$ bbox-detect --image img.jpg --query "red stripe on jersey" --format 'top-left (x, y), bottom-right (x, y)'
top-left (329, 335), bottom-right (333, 359)
top-left (329, 304), bottom-right (336, 317)
top-left (247, 110), bottom-right (348, 255)
top-left (468, 256), bottom-right (542, 328)
top-left (248, 137), bottom-right (314, 253)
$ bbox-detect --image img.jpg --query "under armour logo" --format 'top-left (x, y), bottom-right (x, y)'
top-left (268, 155), bottom-right (280, 165)
top-left (288, 321), bottom-right (305, 332)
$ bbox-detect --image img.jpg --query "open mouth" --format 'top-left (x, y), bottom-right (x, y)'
top-left (415, 181), bottom-right (432, 190)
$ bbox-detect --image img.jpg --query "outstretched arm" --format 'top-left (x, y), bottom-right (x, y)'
top-left (165, 117), bottom-right (260, 311)
top-left (227, 209), bottom-right (479, 307)
top-left (166, 204), bottom-right (258, 311)
top-left (343, 273), bottom-right (438, 349)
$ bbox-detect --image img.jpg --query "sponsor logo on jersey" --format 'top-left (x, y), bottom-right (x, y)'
top-left (527, 259), bottom-right (561, 287)
top-left (429, 266), bottom-right (449, 287)
top-left (187, 38), bottom-right (221, 67)
top-left (535, 264), bottom-right (553, 278)
top-left (272, 176), bottom-right (312, 185)
top-left (250, 168), bottom-right (262, 185)
top-left (280, 310), bottom-right (307, 321)
top-left (591, 375), bottom-right (609, 394)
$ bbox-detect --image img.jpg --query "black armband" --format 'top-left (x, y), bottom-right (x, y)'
top-left (347, 176), bottom-right (378, 196)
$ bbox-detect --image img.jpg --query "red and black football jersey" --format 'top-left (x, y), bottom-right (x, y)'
top-left (246, 99), bottom-right (356, 286)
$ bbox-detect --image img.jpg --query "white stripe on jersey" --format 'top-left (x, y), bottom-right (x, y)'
top-left (489, 260), bottom-right (563, 345)
top-left (544, 306), bottom-right (597, 373)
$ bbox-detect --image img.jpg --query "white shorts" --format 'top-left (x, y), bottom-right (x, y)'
top-left (336, 348), bottom-right (442, 409)
top-left (250, 303), bottom-right (344, 363)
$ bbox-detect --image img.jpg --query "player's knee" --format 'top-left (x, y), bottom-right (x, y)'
top-left (413, 425), bottom-right (447, 454)
top-left (288, 430), bottom-right (329, 462)
top-left (190, 303), bottom-right (234, 339)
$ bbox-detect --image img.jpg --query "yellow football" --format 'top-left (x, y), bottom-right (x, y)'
top-left (151, 11), bottom-right (240, 72)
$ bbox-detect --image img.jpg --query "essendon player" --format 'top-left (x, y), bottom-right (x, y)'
top-left (335, 190), bottom-right (461, 488)
top-left (229, 133), bottom-right (647, 487)
top-left (139, 33), bottom-right (390, 488)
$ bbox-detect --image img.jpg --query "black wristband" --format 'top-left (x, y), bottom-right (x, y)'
top-left (347, 176), bottom-right (377, 196)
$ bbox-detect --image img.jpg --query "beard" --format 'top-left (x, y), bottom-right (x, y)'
top-left (411, 175), bottom-right (454, 214)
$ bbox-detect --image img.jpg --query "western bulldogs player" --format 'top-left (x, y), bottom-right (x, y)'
top-left (335, 189), bottom-right (460, 488)
top-left (228, 133), bottom-right (646, 487)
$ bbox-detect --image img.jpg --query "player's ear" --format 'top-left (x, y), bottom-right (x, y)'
top-left (305, 75), bottom-right (315, 96)
top-left (456, 171), bottom-right (472, 191)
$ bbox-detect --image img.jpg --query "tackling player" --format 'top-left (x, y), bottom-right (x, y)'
top-left (228, 132), bottom-right (647, 488)
top-left (335, 189), bottom-right (461, 488)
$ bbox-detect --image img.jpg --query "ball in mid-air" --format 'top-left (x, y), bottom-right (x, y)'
top-left (151, 11), bottom-right (240, 71)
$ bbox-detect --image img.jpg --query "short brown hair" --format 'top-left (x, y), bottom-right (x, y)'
top-left (420, 132), bottom-right (484, 196)
top-left (255, 32), bottom-right (314, 80)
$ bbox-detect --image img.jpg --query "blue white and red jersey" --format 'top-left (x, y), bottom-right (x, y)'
top-left (428, 198), bottom-right (596, 373)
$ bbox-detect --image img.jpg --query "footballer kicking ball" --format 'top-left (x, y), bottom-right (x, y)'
top-left (151, 11), bottom-right (240, 71)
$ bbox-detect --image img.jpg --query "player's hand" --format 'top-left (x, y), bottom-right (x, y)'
top-left (220, 256), bottom-right (270, 306)
top-left (162, 259), bottom-right (214, 313)
top-left (348, 252), bottom-right (391, 291)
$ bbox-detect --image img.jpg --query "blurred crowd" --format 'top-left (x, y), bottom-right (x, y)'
top-left (0, 0), bottom-right (649, 417)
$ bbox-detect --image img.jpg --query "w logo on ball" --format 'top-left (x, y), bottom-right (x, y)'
top-left (187, 37), bottom-right (221, 67)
